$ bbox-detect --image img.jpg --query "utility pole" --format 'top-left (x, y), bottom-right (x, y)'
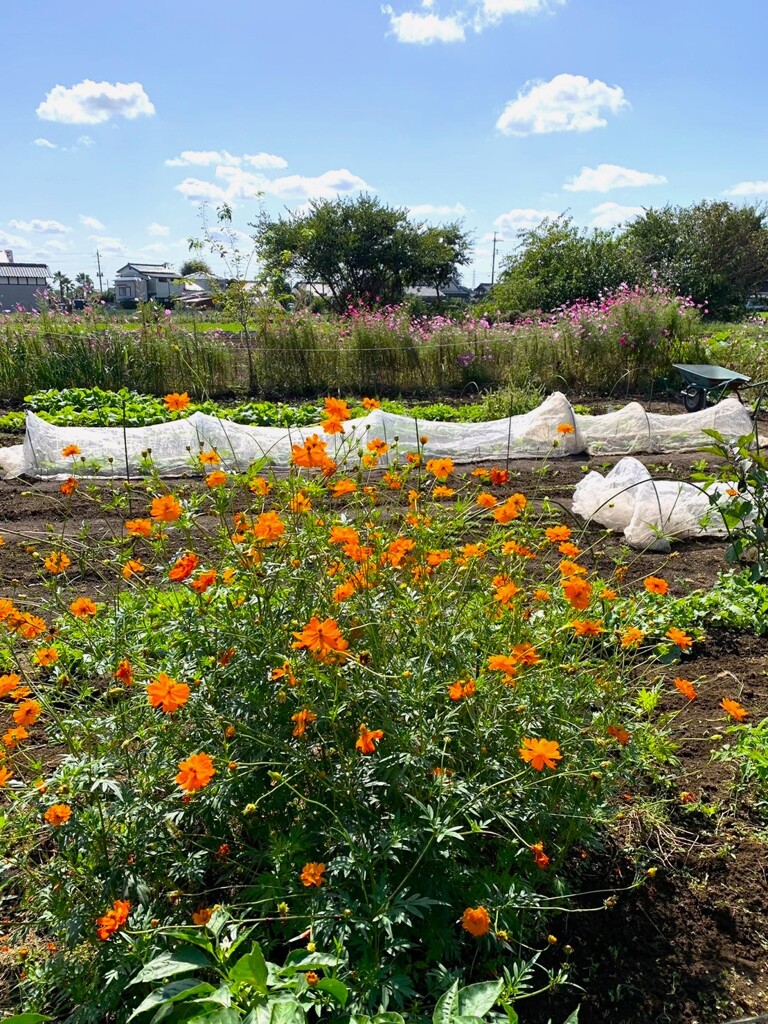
top-left (96, 250), bottom-right (104, 293)
top-left (490, 231), bottom-right (499, 287)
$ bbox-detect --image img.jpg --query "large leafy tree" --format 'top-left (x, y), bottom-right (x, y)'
top-left (491, 216), bottom-right (635, 316)
top-left (179, 257), bottom-right (213, 277)
top-left (625, 200), bottom-right (768, 317)
top-left (255, 194), bottom-right (471, 310)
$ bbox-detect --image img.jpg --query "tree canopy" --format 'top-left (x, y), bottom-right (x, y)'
top-left (179, 257), bottom-right (213, 277)
top-left (490, 201), bottom-right (768, 319)
top-left (255, 194), bottom-right (472, 310)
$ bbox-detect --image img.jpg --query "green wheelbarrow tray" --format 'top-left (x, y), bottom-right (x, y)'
top-left (673, 363), bottom-right (752, 412)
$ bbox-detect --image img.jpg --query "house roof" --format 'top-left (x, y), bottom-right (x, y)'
top-left (0, 263), bottom-right (50, 278)
top-left (116, 263), bottom-right (176, 278)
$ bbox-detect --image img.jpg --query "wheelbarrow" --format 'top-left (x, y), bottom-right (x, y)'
top-left (673, 363), bottom-right (758, 412)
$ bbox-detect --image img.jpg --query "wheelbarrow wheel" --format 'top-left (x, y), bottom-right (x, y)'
top-left (682, 388), bottom-right (707, 412)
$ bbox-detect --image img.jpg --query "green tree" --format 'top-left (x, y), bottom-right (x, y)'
top-left (255, 194), bottom-right (471, 311)
top-left (179, 257), bottom-right (214, 277)
top-left (74, 272), bottom-right (93, 297)
top-left (625, 200), bottom-right (768, 317)
top-left (490, 215), bottom-right (636, 316)
top-left (52, 271), bottom-right (72, 301)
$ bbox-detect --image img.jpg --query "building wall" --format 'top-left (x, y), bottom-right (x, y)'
top-left (0, 279), bottom-right (48, 311)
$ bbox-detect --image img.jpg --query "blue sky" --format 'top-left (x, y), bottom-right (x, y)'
top-left (3, 0), bottom-right (767, 288)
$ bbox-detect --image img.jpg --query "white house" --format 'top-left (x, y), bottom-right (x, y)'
top-left (114, 263), bottom-right (181, 303)
top-left (0, 251), bottom-right (50, 310)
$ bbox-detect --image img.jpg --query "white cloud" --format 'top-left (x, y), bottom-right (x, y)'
top-left (147, 222), bottom-right (170, 236)
top-left (88, 234), bottom-right (125, 255)
top-left (496, 73), bottom-right (629, 135)
top-left (723, 180), bottom-right (768, 196)
top-left (36, 80), bottom-right (155, 124)
top-left (0, 231), bottom-right (32, 251)
top-left (8, 218), bottom-right (71, 235)
top-left (33, 138), bottom-right (57, 149)
top-left (564, 163), bottom-right (667, 192)
top-left (475, 0), bottom-right (562, 27)
top-left (267, 169), bottom-right (371, 200)
top-left (382, 5), bottom-right (466, 43)
top-left (489, 207), bottom-right (559, 239)
top-left (590, 202), bottom-right (644, 228)
top-left (408, 202), bottom-right (467, 217)
top-left (243, 152), bottom-right (288, 170)
top-left (215, 165), bottom-right (269, 199)
top-left (175, 177), bottom-right (231, 203)
top-left (165, 149), bottom-right (242, 167)
top-left (46, 239), bottom-right (72, 252)
top-left (80, 215), bottom-right (105, 230)
top-left (77, 134), bottom-right (95, 147)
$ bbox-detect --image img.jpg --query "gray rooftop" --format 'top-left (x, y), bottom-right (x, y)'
top-left (0, 263), bottom-right (50, 278)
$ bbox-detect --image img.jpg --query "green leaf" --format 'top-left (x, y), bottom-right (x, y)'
top-left (229, 944), bottom-right (268, 994)
top-left (433, 981), bottom-right (460, 1024)
top-left (458, 980), bottom-right (504, 1019)
top-left (368, 1015), bottom-right (405, 1024)
top-left (452, 1016), bottom-right (485, 1024)
top-left (315, 978), bottom-right (348, 1007)
top-left (558, 1009), bottom-right (580, 1024)
top-left (267, 1000), bottom-right (306, 1024)
top-left (129, 980), bottom-right (215, 1020)
top-left (183, 1009), bottom-right (240, 1024)
top-left (1, 1016), bottom-right (53, 1024)
top-left (503, 1007), bottom-right (519, 1024)
top-left (129, 947), bottom-right (213, 986)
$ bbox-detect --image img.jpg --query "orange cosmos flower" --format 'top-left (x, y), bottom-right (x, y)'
top-left (291, 708), bottom-right (318, 737)
top-left (9, 611), bottom-right (48, 639)
top-left (433, 485), bottom-right (456, 498)
top-left (571, 619), bottom-right (604, 637)
top-left (33, 647), bottom-right (58, 667)
top-left (300, 862), bottom-right (326, 887)
top-left (60, 476), bottom-right (79, 496)
top-left (530, 841), bottom-right (550, 870)
top-left (164, 392), bottom-right (191, 412)
top-left (519, 737), bottom-right (562, 771)
top-left (532, 588), bottom-right (550, 601)
top-left (559, 559), bottom-right (587, 577)
top-left (252, 510), bottom-right (286, 544)
top-left (199, 450), bottom-right (221, 466)
top-left (666, 627), bottom-right (693, 650)
top-left (176, 752), bottom-right (215, 792)
top-left (493, 494), bottom-right (527, 524)
top-left (249, 476), bottom-right (272, 496)
top-left (289, 491), bottom-right (312, 514)
top-left (114, 660), bottom-right (134, 686)
top-left (355, 723), bottom-right (384, 754)
top-left (125, 517), bottom-right (152, 537)
top-left (599, 588), bottom-right (617, 600)
top-left (558, 542), bottom-right (582, 557)
top-left (44, 804), bottom-right (72, 827)
top-left (545, 526), bottom-right (571, 543)
top-left (192, 907), bottom-right (213, 925)
top-left (271, 662), bottom-right (297, 687)
top-left (205, 470), bottom-right (228, 488)
top-left (321, 417), bottom-right (344, 435)
top-left (69, 596), bottom-right (98, 619)
top-left (471, 467), bottom-right (491, 480)
top-left (122, 558), bottom-right (146, 580)
top-left (2, 727), bottom-right (28, 748)
top-left (721, 698), bottom-right (748, 722)
top-left (620, 626), bottom-right (645, 648)
top-left (489, 467), bottom-right (509, 485)
top-left (61, 444), bottom-right (81, 458)
top-left (512, 642), bottom-right (540, 666)
top-left (0, 673), bottom-right (21, 697)
top-left (292, 616), bottom-right (349, 662)
top-left (607, 725), bottom-right (630, 745)
top-left (367, 438), bottom-right (389, 455)
top-left (13, 700), bottom-right (41, 727)
top-left (96, 899), bottom-right (131, 941)
top-left (487, 655), bottom-right (518, 682)
top-left (0, 766), bottom-right (12, 786)
top-left (291, 434), bottom-right (330, 469)
top-left (557, 423), bottom-right (575, 435)
top-left (169, 552), bottom-right (200, 582)
top-left (503, 540), bottom-right (536, 559)
top-left (44, 551), bottom-right (71, 574)
top-left (644, 576), bottom-right (669, 595)
top-left (673, 677), bottom-right (697, 700)
top-left (331, 479), bottom-right (357, 497)
top-left (476, 492), bottom-right (498, 509)
top-left (461, 906), bottom-right (491, 937)
top-left (324, 397), bottom-right (351, 422)
top-left (426, 457), bottom-right (454, 481)
top-left (329, 525), bottom-right (358, 546)
top-left (427, 549), bottom-right (451, 567)
top-left (494, 581), bottom-right (521, 606)
top-left (146, 673), bottom-right (190, 713)
top-left (151, 495), bottom-right (182, 522)
top-left (562, 577), bottom-right (591, 610)
top-left (448, 678), bottom-right (476, 700)
top-left (362, 397), bottom-right (381, 410)
top-left (190, 569), bottom-right (217, 593)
